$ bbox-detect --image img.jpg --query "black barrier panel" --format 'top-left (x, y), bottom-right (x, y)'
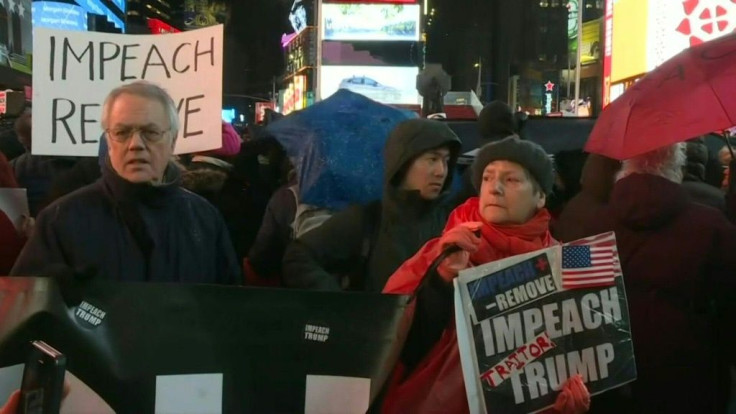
top-left (0, 278), bottom-right (412, 413)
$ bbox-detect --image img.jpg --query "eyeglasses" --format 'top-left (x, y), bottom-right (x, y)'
top-left (105, 127), bottom-right (171, 143)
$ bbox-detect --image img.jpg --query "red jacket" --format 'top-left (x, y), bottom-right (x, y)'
top-left (0, 152), bottom-right (22, 274)
top-left (0, 210), bottom-right (24, 275)
top-left (382, 198), bottom-right (553, 413)
top-left (0, 152), bottom-right (18, 188)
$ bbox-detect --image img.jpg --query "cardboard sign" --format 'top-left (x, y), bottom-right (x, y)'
top-left (32, 26), bottom-right (224, 156)
top-left (455, 234), bottom-right (636, 413)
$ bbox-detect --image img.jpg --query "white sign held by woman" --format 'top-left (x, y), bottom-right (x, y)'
top-left (32, 25), bottom-right (224, 156)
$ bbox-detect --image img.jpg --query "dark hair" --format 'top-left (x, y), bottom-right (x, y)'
top-left (392, 144), bottom-right (453, 186)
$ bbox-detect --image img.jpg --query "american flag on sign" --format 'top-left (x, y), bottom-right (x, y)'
top-left (561, 232), bottom-right (619, 289)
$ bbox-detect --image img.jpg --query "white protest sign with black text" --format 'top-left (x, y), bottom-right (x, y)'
top-left (454, 233), bottom-right (637, 413)
top-left (32, 26), bottom-right (223, 156)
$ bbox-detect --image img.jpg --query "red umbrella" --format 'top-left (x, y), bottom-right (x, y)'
top-left (585, 31), bottom-right (736, 160)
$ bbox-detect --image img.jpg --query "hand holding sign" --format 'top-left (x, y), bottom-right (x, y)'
top-left (553, 375), bottom-right (590, 414)
top-left (455, 233), bottom-right (636, 413)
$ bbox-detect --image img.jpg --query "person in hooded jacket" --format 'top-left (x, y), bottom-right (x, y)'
top-left (381, 136), bottom-right (589, 414)
top-left (559, 143), bottom-right (736, 413)
top-left (180, 121), bottom-right (258, 259)
top-left (11, 81), bottom-right (240, 284)
top-left (282, 118), bottom-right (462, 292)
top-left (682, 137), bottom-right (726, 212)
top-left (10, 111), bottom-right (79, 216)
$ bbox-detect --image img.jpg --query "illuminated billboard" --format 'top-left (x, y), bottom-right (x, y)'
top-left (322, 4), bottom-right (421, 41)
top-left (580, 19), bottom-right (601, 65)
top-left (283, 75), bottom-right (308, 115)
top-left (32, 2), bottom-right (88, 32)
top-left (604, 0), bottom-right (735, 106)
top-left (74, 0), bottom-right (125, 31)
top-left (321, 65), bottom-right (420, 104)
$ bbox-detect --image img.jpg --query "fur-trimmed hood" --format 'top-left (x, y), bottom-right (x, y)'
top-left (181, 167), bottom-right (228, 196)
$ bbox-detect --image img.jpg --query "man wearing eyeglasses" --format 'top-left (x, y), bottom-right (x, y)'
top-left (10, 81), bottom-right (241, 285)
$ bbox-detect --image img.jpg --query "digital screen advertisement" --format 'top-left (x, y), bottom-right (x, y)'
top-left (604, 0), bottom-right (735, 105)
top-left (32, 2), bottom-right (88, 32)
top-left (580, 19), bottom-right (601, 65)
top-left (74, 0), bottom-right (125, 31)
top-left (320, 65), bottom-right (420, 104)
top-left (1, 0), bottom-right (32, 75)
top-left (289, 0), bottom-right (313, 36)
top-left (322, 40), bottom-right (421, 66)
top-left (322, 4), bottom-right (420, 41)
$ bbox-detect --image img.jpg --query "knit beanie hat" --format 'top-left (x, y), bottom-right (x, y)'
top-left (202, 121), bottom-right (242, 158)
top-left (472, 135), bottom-right (554, 194)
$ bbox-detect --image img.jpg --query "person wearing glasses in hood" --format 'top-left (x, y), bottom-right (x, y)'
top-left (11, 81), bottom-right (240, 284)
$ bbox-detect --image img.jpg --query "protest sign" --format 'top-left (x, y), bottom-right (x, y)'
top-left (455, 232), bottom-right (636, 413)
top-left (32, 26), bottom-right (223, 156)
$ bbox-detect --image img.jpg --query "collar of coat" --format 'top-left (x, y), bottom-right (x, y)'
top-left (101, 159), bottom-right (181, 207)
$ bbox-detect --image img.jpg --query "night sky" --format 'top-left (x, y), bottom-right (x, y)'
top-left (221, 0), bottom-right (470, 96)
top-left (222, 0), bottom-right (292, 96)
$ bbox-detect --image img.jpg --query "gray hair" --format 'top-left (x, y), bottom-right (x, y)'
top-left (617, 143), bottom-right (687, 184)
top-left (101, 81), bottom-right (179, 142)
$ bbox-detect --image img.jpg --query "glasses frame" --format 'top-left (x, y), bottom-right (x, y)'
top-left (105, 126), bottom-right (172, 144)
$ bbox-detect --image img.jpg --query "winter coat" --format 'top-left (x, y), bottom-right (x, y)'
top-left (181, 156), bottom-right (263, 260)
top-left (11, 160), bottom-right (241, 285)
top-left (11, 153), bottom-right (78, 216)
top-left (681, 181), bottom-right (726, 212)
top-left (0, 151), bottom-right (17, 187)
top-left (0, 131), bottom-right (25, 161)
top-left (381, 200), bottom-right (554, 414)
top-left (580, 173), bottom-right (736, 413)
top-left (552, 154), bottom-right (621, 241)
top-left (0, 209), bottom-right (24, 275)
top-left (43, 157), bottom-right (102, 209)
top-left (246, 184), bottom-right (297, 284)
top-left (0, 154), bottom-right (22, 273)
top-left (282, 120), bottom-right (462, 292)
top-left (682, 139), bottom-right (726, 212)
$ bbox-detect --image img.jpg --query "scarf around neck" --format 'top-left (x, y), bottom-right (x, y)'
top-left (446, 197), bottom-right (554, 265)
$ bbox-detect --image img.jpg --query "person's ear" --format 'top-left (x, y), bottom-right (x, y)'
top-left (536, 192), bottom-right (546, 210)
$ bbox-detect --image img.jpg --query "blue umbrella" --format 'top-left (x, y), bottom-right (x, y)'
top-left (266, 89), bottom-right (417, 210)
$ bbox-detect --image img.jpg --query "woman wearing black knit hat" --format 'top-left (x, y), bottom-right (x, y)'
top-left (382, 135), bottom-right (590, 414)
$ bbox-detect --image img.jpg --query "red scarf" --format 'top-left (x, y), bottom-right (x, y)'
top-left (384, 197), bottom-right (554, 294)
top-left (447, 197), bottom-right (554, 265)
top-left (381, 198), bottom-right (556, 414)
